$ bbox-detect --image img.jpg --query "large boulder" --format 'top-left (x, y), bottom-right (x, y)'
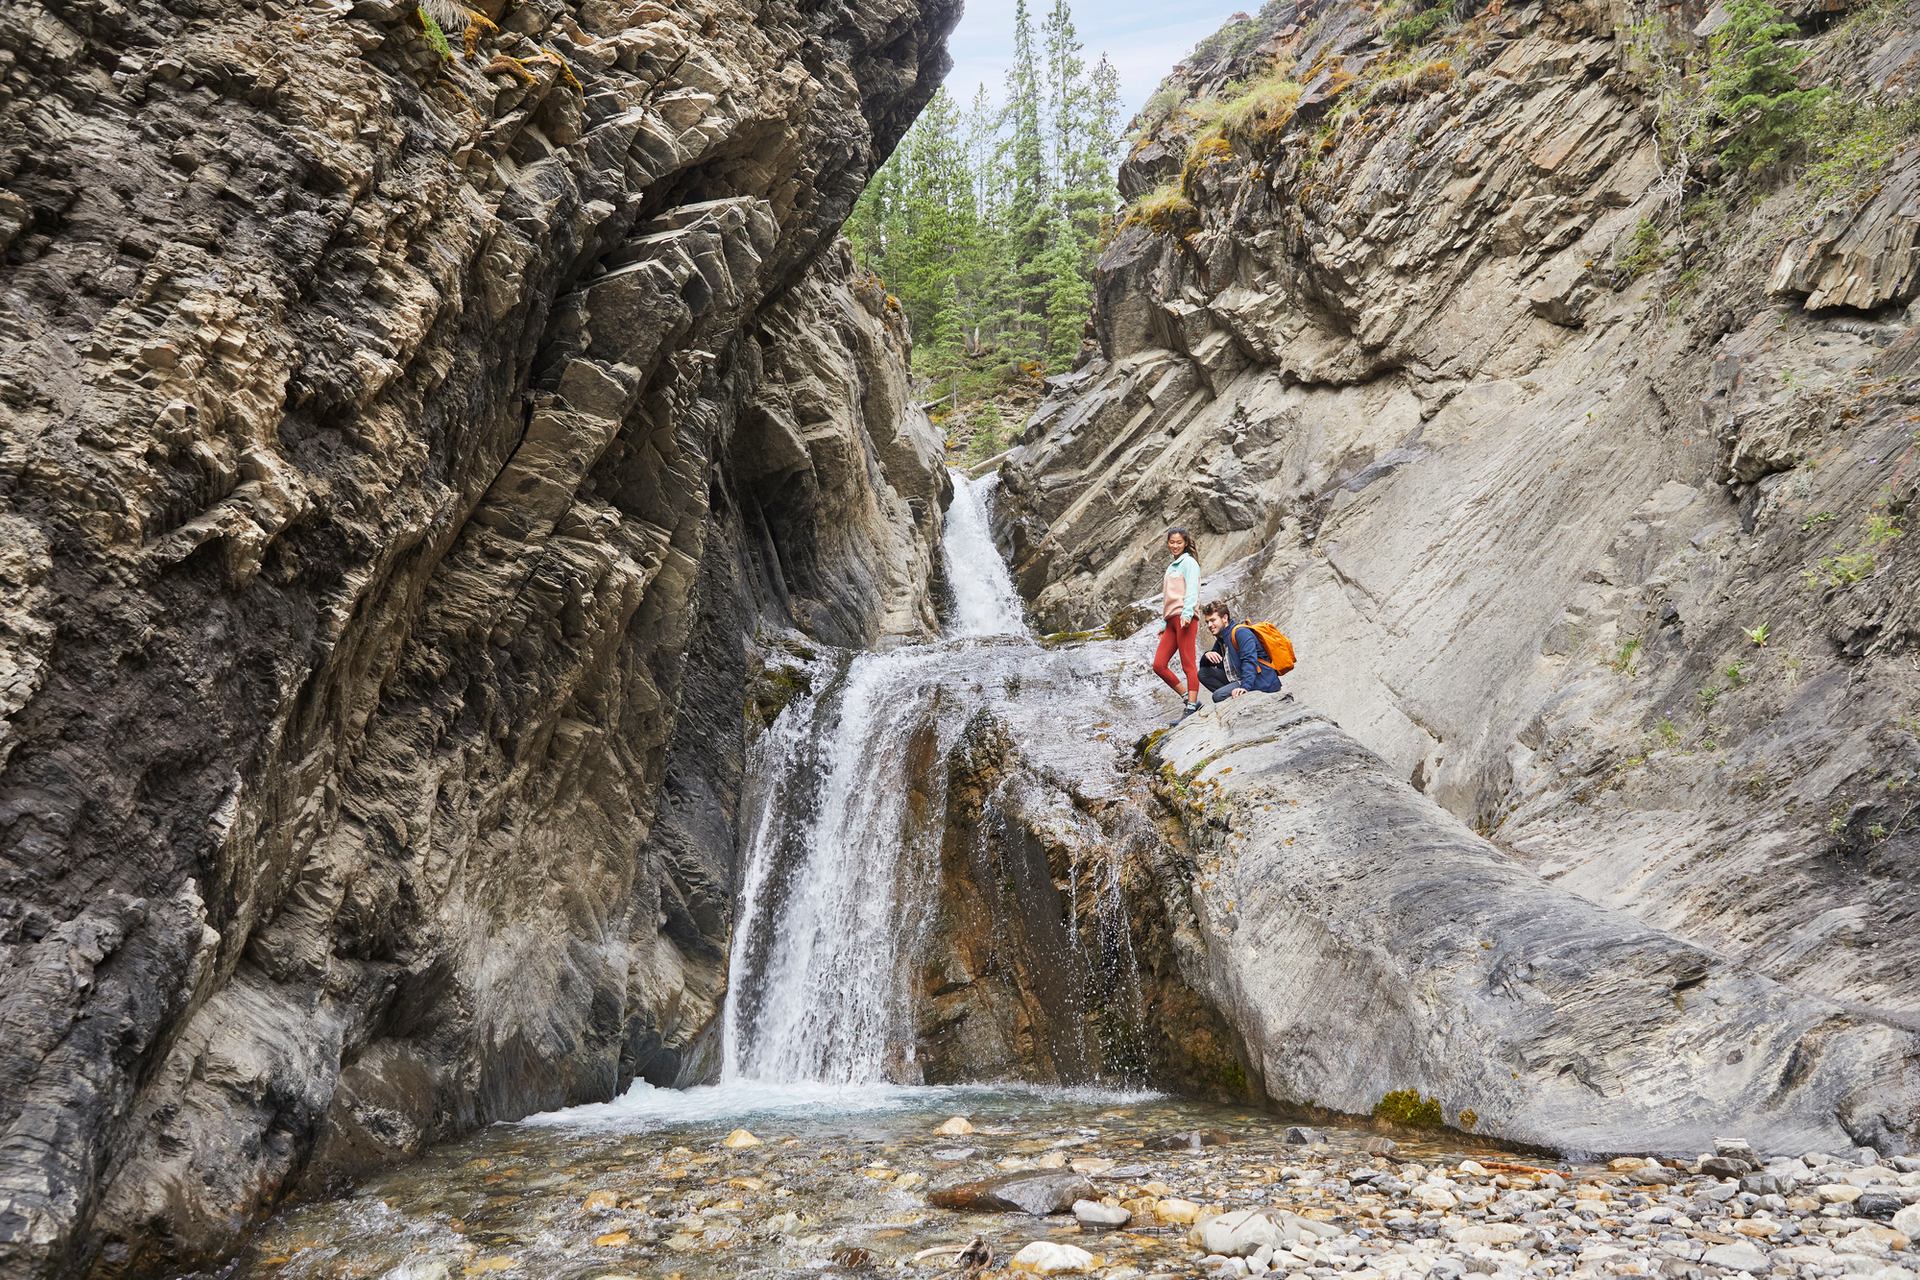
top-left (1149, 698), bottom-right (1920, 1156)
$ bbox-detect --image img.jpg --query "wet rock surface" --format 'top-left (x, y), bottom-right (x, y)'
top-left (231, 1089), bottom-right (1920, 1279)
top-left (930, 1171), bottom-right (1098, 1216)
top-left (0, 0), bottom-right (956, 1273)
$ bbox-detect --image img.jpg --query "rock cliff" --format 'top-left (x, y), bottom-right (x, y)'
top-left (0, 0), bottom-right (955, 1273)
top-left (997, 0), bottom-right (1919, 1148)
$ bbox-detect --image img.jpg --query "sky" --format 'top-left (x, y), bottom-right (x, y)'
top-left (943, 0), bottom-right (1251, 123)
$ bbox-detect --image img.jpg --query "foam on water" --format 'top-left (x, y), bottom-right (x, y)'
top-left (520, 1077), bottom-right (1163, 1132)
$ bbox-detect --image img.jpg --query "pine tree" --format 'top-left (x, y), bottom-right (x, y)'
top-left (899, 86), bottom-right (969, 374)
top-left (843, 0), bottom-right (1128, 392)
top-left (1704, 0), bottom-right (1826, 173)
top-left (1083, 56), bottom-right (1124, 210)
top-left (960, 82), bottom-right (1008, 362)
top-left (1002, 0), bottom-right (1051, 365)
top-left (1042, 0), bottom-right (1086, 193)
top-left (1040, 207), bottom-right (1091, 368)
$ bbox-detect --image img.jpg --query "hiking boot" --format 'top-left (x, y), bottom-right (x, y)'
top-left (1176, 700), bottom-right (1201, 722)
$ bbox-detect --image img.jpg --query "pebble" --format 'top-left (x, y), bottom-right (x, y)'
top-left (1152, 1197), bottom-right (1204, 1224)
top-left (1702, 1239), bottom-right (1769, 1271)
top-left (1198, 1208), bottom-right (1291, 1256)
top-left (1010, 1240), bottom-right (1097, 1274)
top-left (929, 1170), bottom-right (1096, 1215)
top-left (935, 1115), bottom-right (974, 1136)
top-left (1072, 1198), bottom-right (1130, 1229)
top-left (1451, 1223), bottom-right (1530, 1245)
top-left (248, 1105), bottom-right (1920, 1280)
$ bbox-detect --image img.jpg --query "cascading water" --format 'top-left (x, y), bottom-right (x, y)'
top-left (720, 472), bottom-right (1033, 1084)
top-left (939, 473), bottom-right (1028, 638)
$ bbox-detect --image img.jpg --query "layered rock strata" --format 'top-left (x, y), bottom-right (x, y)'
top-left (0, 0), bottom-right (955, 1273)
top-left (1152, 697), bottom-right (1920, 1156)
top-left (996, 0), bottom-right (1919, 1138)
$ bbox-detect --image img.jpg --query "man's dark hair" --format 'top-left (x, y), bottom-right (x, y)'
top-left (1202, 600), bottom-right (1231, 617)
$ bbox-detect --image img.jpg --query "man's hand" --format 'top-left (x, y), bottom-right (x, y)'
top-left (1230, 688), bottom-right (1245, 698)
top-left (1203, 651), bottom-right (1222, 664)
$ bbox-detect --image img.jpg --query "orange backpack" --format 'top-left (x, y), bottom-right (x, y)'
top-left (1232, 622), bottom-right (1296, 676)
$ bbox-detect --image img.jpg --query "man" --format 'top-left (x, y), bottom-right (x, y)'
top-left (1200, 601), bottom-right (1286, 702)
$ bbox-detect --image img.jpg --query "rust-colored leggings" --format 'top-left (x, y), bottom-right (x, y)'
top-left (1153, 615), bottom-right (1199, 697)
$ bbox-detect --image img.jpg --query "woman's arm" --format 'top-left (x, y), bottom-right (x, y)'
top-left (1181, 556), bottom-right (1199, 621)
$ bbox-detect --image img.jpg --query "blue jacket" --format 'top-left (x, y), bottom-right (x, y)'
top-left (1219, 620), bottom-right (1283, 693)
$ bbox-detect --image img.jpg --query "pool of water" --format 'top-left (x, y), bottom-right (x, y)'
top-left (232, 1083), bottom-right (1565, 1279)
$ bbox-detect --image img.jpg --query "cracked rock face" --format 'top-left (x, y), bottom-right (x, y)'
top-left (996, 0), bottom-right (1918, 1143)
top-left (0, 0), bottom-right (956, 1274)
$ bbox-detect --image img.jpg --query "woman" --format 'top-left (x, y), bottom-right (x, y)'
top-left (1153, 528), bottom-right (1202, 719)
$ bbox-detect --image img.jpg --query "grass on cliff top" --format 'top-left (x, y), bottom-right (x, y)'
top-left (1190, 77), bottom-right (1306, 148)
top-left (1122, 181), bottom-right (1200, 236)
top-left (1121, 64), bottom-right (1306, 232)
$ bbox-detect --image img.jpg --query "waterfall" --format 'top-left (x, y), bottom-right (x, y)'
top-left (940, 473), bottom-right (1028, 637)
top-left (720, 472), bottom-right (1031, 1084)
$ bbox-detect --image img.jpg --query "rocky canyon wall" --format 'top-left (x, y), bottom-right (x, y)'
top-left (997, 0), bottom-right (1919, 1148)
top-left (0, 0), bottom-right (955, 1274)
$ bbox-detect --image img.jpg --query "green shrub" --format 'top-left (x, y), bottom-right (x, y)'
top-left (416, 4), bottom-right (453, 59)
top-left (1386, 6), bottom-right (1449, 48)
top-left (1866, 512), bottom-right (1905, 547)
top-left (1188, 12), bottom-right (1268, 67)
top-left (1139, 84), bottom-right (1182, 131)
top-left (1630, 0), bottom-right (1826, 191)
top-left (1703, 0), bottom-right (1829, 173)
top-left (1614, 217), bottom-right (1666, 280)
top-left (1815, 551), bottom-right (1876, 586)
top-left (1804, 95), bottom-right (1920, 202)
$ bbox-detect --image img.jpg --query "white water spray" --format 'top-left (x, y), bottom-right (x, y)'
top-left (720, 472), bottom-right (1032, 1084)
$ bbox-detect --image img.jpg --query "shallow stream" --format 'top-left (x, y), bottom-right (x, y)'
top-left (233, 1083), bottom-right (1552, 1279)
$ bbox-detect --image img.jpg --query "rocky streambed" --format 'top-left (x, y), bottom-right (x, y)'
top-left (227, 1086), bottom-right (1920, 1279)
